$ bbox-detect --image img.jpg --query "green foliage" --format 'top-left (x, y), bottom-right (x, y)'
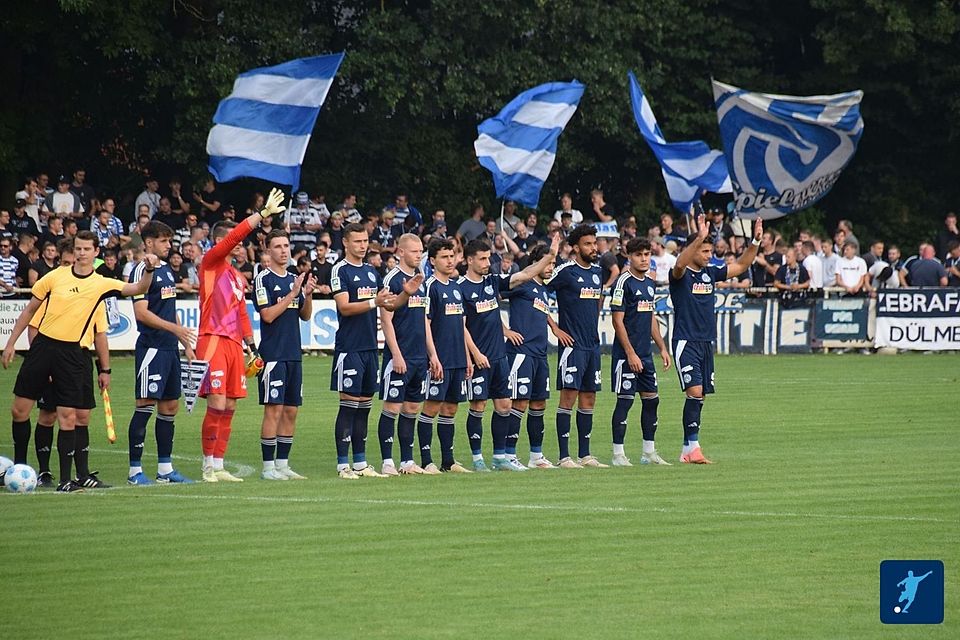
top-left (0, 0), bottom-right (956, 238)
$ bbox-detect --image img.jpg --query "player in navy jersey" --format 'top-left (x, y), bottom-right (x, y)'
top-left (501, 242), bottom-right (570, 469)
top-left (331, 223), bottom-right (417, 479)
top-left (669, 213), bottom-right (761, 463)
top-left (420, 238), bottom-right (473, 473)
top-left (378, 234), bottom-right (434, 475)
top-left (460, 234), bottom-right (559, 472)
top-left (548, 225), bottom-right (609, 468)
top-left (125, 222), bottom-right (197, 485)
top-left (253, 230), bottom-right (316, 481)
top-left (610, 237), bottom-right (671, 467)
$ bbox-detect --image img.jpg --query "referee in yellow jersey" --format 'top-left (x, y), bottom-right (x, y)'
top-left (2, 231), bottom-right (159, 492)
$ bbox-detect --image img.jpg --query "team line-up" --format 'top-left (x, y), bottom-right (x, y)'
top-left (1, 189), bottom-right (765, 491)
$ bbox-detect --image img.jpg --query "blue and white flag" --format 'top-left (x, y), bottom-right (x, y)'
top-left (206, 53), bottom-right (345, 190)
top-left (628, 72), bottom-right (731, 214)
top-left (713, 80), bottom-right (863, 220)
top-left (474, 81), bottom-right (585, 208)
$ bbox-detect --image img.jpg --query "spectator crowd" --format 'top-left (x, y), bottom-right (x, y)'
top-left (3, 168), bottom-right (959, 302)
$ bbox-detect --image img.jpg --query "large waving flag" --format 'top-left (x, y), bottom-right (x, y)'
top-left (713, 80), bottom-right (863, 220)
top-left (628, 71), bottom-right (731, 214)
top-left (474, 81), bottom-right (585, 208)
top-left (206, 53), bottom-right (345, 190)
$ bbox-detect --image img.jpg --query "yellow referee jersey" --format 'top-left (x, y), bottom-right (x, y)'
top-left (30, 267), bottom-right (123, 344)
top-left (30, 295), bottom-right (108, 349)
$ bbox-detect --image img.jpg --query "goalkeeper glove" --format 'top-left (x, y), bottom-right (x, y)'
top-left (244, 345), bottom-right (264, 378)
top-left (259, 187), bottom-right (287, 219)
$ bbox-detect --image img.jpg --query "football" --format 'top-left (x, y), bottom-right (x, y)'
top-left (4, 464), bottom-right (38, 494)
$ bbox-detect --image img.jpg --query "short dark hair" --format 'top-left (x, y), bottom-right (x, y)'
top-left (802, 240), bottom-right (815, 252)
top-left (566, 224), bottom-right (597, 247)
top-left (428, 237), bottom-right (455, 259)
top-left (842, 240), bottom-right (857, 251)
top-left (141, 221), bottom-right (174, 241)
top-left (57, 237), bottom-right (74, 255)
top-left (102, 248), bottom-right (118, 259)
top-left (265, 229), bottom-right (289, 247)
top-left (688, 233), bottom-right (713, 246)
top-left (527, 242), bottom-right (552, 264)
top-left (626, 237), bottom-right (652, 254)
top-left (464, 238), bottom-right (491, 258)
top-left (75, 230), bottom-right (99, 249)
top-left (343, 222), bottom-right (367, 239)
top-left (40, 241), bottom-right (56, 251)
top-left (947, 239), bottom-right (960, 252)
top-left (212, 220), bottom-right (237, 240)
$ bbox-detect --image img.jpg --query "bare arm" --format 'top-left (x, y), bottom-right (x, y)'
top-left (94, 330), bottom-right (111, 391)
top-left (2, 296), bottom-right (44, 367)
top-left (334, 289), bottom-right (396, 317)
top-left (727, 218), bottom-right (763, 279)
top-left (651, 313), bottom-right (670, 369)
top-left (133, 299), bottom-right (196, 352)
top-left (672, 214), bottom-right (710, 279)
top-left (508, 234), bottom-right (560, 288)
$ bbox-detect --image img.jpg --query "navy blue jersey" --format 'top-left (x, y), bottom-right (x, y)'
top-left (610, 271), bottom-right (656, 359)
top-left (253, 268), bottom-right (305, 362)
top-left (425, 275), bottom-right (466, 369)
top-left (130, 261), bottom-right (179, 350)
top-left (669, 265), bottom-right (726, 342)
top-left (501, 278), bottom-right (552, 358)
top-left (547, 260), bottom-right (601, 350)
top-left (458, 273), bottom-right (511, 361)
top-left (331, 260), bottom-right (381, 352)
top-left (383, 267), bottom-right (427, 361)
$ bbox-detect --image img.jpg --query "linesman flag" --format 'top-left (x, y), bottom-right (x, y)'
top-left (474, 81), bottom-right (585, 208)
top-left (206, 53), bottom-right (345, 190)
top-left (628, 71), bottom-right (731, 214)
top-left (713, 80), bottom-right (863, 220)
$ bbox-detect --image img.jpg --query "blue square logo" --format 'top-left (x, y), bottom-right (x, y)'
top-left (880, 560), bottom-right (944, 624)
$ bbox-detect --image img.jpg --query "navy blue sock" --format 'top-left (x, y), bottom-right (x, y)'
top-left (556, 407), bottom-right (572, 459)
top-left (335, 401), bottom-right (357, 465)
top-left (12, 419), bottom-right (31, 465)
top-left (683, 396), bottom-right (703, 445)
top-left (417, 413), bottom-right (435, 466)
top-left (527, 408), bottom-right (545, 453)
top-left (576, 409), bottom-right (594, 458)
top-left (398, 412), bottom-right (416, 462)
top-left (466, 409), bottom-right (484, 455)
top-left (507, 408), bottom-right (523, 454)
top-left (128, 406), bottom-right (153, 468)
top-left (352, 399), bottom-right (372, 465)
top-left (276, 436), bottom-right (293, 462)
top-left (612, 395), bottom-right (633, 445)
top-left (491, 410), bottom-right (510, 456)
top-left (378, 410), bottom-right (397, 461)
top-left (34, 423), bottom-right (54, 473)
top-left (437, 415), bottom-right (456, 467)
top-left (261, 437), bottom-right (277, 462)
top-left (504, 409), bottom-right (521, 456)
top-left (156, 413), bottom-right (175, 466)
top-left (640, 395), bottom-right (660, 442)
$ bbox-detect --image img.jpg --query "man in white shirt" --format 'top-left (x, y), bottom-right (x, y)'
top-left (650, 237), bottom-right (676, 285)
top-left (800, 240), bottom-right (824, 289)
top-left (553, 192), bottom-right (582, 224)
top-left (836, 241), bottom-right (869, 295)
top-left (134, 177), bottom-right (162, 218)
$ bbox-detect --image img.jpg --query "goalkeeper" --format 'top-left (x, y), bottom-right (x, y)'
top-left (196, 188), bottom-right (286, 482)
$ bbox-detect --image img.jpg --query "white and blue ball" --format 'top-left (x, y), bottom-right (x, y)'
top-left (0, 456), bottom-right (13, 479)
top-left (5, 464), bottom-right (38, 493)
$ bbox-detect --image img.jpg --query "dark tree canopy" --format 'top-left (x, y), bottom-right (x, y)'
top-left (0, 0), bottom-right (956, 247)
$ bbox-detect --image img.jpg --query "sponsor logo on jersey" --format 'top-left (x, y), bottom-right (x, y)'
top-left (444, 302), bottom-right (464, 315)
top-left (160, 285), bottom-right (177, 299)
top-left (579, 287), bottom-right (602, 299)
top-left (407, 294), bottom-right (427, 308)
top-left (357, 286), bottom-right (377, 299)
top-left (692, 282), bottom-right (713, 295)
top-left (533, 296), bottom-right (550, 314)
top-left (475, 298), bottom-right (499, 313)
top-left (636, 300), bottom-right (655, 312)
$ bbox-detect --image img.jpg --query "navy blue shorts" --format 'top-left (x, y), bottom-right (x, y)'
top-left (467, 356), bottom-right (511, 401)
top-left (380, 356), bottom-right (429, 403)
top-left (135, 347), bottom-right (182, 400)
top-left (259, 360), bottom-right (303, 406)
top-left (612, 355), bottom-right (658, 395)
top-left (331, 350), bottom-right (379, 397)
top-left (557, 347), bottom-right (602, 392)
top-left (426, 367), bottom-right (467, 404)
top-left (507, 352), bottom-right (550, 401)
top-left (672, 339), bottom-right (715, 394)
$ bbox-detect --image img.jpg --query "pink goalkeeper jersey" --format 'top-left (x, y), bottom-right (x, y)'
top-left (198, 222), bottom-right (253, 345)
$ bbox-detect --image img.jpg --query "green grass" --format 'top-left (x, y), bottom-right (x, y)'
top-left (1, 353), bottom-right (957, 639)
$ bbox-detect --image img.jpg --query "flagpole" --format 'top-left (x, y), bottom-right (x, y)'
top-left (499, 199), bottom-right (505, 237)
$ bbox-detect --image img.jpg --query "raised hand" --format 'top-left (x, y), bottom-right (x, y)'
top-left (261, 188), bottom-right (287, 218)
top-left (291, 272), bottom-right (306, 297)
top-left (696, 214), bottom-right (708, 240)
top-left (753, 217), bottom-right (764, 243)
top-left (402, 273), bottom-right (424, 295)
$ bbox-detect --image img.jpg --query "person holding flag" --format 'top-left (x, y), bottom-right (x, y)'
top-left (196, 188), bottom-right (286, 482)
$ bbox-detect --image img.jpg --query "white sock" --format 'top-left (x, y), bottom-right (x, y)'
top-left (352, 461), bottom-right (368, 471)
top-left (275, 459), bottom-right (288, 470)
top-left (213, 457), bottom-right (225, 471)
top-left (203, 455), bottom-right (214, 468)
top-left (472, 453), bottom-right (483, 462)
top-left (530, 451), bottom-right (543, 461)
top-left (613, 444), bottom-right (625, 456)
top-left (337, 463), bottom-right (349, 472)
top-left (157, 462), bottom-right (174, 476)
top-left (262, 460), bottom-right (275, 471)
top-left (689, 440), bottom-right (701, 450)
top-left (382, 458), bottom-right (394, 468)
top-left (681, 444), bottom-right (692, 456)
top-left (493, 453), bottom-right (506, 460)
top-left (129, 465), bottom-right (143, 477)
top-left (400, 460), bottom-right (414, 469)
top-left (642, 440), bottom-right (656, 454)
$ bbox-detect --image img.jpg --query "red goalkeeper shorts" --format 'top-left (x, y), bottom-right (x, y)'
top-left (197, 335), bottom-right (248, 399)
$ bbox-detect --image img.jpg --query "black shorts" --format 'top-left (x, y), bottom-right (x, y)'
top-left (14, 335), bottom-right (96, 410)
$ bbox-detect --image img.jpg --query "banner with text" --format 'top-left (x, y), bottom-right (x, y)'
top-left (874, 289), bottom-right (960, 351)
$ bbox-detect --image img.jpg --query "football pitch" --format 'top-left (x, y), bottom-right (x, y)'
top-left (1, 353), bottom-right (956, 639)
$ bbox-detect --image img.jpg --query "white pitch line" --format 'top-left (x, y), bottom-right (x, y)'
top-left (88, 447), bottom-right (255, 477)
top-left (41, 490), bottom-right (947, 524)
